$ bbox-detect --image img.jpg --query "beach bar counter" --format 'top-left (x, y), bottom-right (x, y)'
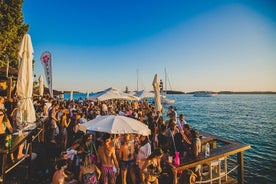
top-left (0, 123), bottom-right (42, 183)
top-left (170, 131), bottom-right (251, 184)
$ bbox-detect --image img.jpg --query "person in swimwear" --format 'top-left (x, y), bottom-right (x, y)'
top-left (0, 109), bottom-right (13, 134)
top-left (0, 109), bottom-right (27, 160)
top-left (136, 134), bottom-right (152, 183)
top-left (97, 134), bottom-right (119, 184)
top-left (119, 134), bottom-right (136, 184)
top-left (79, 155), bottom-right (101, 184)
top-left (142, 148), bottom-right (163, 184)
top-left (52, 159), bottom-right (68, 184)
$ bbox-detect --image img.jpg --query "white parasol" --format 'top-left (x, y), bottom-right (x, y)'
top-left (133, 90), bottom-right (154, 99)
top-left (152, 74), bottom-right (162, 113)
top-left (70, 90), bottom-right (73, 100)
top-left (81, 115), bottom-right (151, 136)
top-left (86, 91), bottom-right (89, 99)
top-left (89, 87), bottom-right (138, 101)
top-left (16, 34), bottom-right (36, 123)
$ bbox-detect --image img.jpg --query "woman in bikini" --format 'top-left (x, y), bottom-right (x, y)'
top-left (0, 109), bottom-right (29, 160)
top-left (0, 109), bottom-right (13, 134)
top-left (142, 148), bottom-right (163, 184)
top-left (59, 112), bottom-right (71, 150)
top-left (136, 134), bottom-right (152, 183)
top-left (79, 155), bottom-right (101, 184)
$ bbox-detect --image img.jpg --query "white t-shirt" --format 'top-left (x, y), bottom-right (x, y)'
top-left (177, 120), bottom-right (187, 131)
top-left (66, 148), bottom-right (78, 160)
top-left (44, 102), bottom-right (52, 116)
top-left (136, 142), bottom-right (151, 169)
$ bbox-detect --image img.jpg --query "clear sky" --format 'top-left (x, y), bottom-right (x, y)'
top-left (22, 0), bottom-right (276, 93)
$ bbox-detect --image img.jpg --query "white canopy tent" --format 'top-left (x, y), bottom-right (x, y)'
top-left (133, 90), bottom-right (154, 99)
top-left (88, 87), bottom-right (138, 101)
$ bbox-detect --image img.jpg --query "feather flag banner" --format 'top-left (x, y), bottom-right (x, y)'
top-left (40, 51), bottom-right (53, 97)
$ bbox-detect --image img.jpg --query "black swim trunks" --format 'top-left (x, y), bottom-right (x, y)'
top-left (120, 160), bottom-right (135, 170)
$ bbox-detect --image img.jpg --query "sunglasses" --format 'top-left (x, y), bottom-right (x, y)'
top-left (0, 114), bottom-right (4, 116)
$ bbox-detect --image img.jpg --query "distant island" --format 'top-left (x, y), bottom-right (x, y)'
top-left (68, 90), bottom-right (276, 95)
top-left (166, 90), bottom-right (276, 95)
top-left (1, 88), bottom-right (275, 97)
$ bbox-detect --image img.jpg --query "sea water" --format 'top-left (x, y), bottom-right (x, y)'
top-left (65, 93), bottom-right (276, 184)
top-left (173, 94), bottom-right (276, 184)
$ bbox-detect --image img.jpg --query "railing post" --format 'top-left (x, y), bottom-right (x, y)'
top-left (237, 152), bottom-right (244, 184)
top-left (0, 153), bottom-right (7, 183)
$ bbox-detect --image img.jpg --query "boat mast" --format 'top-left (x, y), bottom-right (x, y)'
top-left (164, 68), bottom-right (167, 94)
top-left (136, 69), bottom-right (139, 92)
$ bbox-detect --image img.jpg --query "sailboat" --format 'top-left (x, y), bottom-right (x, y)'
top-left (133, 69), bottom-right (154, 100)
top-left (161, 69), bottom-right (175, 105)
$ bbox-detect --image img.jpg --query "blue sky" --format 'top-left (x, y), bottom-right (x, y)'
top-left (22, 0), bottom-right (276, 93)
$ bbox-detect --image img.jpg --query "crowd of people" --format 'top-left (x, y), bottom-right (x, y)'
top-left (0, 95), bottom-right (202, 184)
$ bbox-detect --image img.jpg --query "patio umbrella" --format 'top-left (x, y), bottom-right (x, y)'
top-left (39, 75), bottom-right (44, 97)
top-left (89, 87), bottom-right (138, 101)
top-left (70, 90), bottom-right (73, 100)
top-left (81, 115), bottom-right (151, 135)
top-left (86, 91), bottom-right (89, 99)
top-left (16, 34), bottom-right (36, 123)
top-left (152, 74), bottom-right (162, 113)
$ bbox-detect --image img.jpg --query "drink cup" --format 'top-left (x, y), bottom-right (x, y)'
top-left (168, 156), bottom-right (172, 163)
top-left (18, 129), bottom-right (23, 137)
top-left (183, 151), bottom-right (188, 157)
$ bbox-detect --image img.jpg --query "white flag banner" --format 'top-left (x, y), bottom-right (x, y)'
top-left (40, 51), bottom-right (53, 97)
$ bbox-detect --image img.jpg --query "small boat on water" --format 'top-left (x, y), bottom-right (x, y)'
top-left (193, 91), bottom-right (218, 97)
top-left (161, 98), bottom-right (175, 105)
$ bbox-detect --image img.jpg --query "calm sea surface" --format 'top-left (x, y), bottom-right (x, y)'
top-left (66, 93), bottom-right (276, 184)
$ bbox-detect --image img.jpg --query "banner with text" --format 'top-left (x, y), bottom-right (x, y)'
top-left (40, 51), bottom-right (53, 97)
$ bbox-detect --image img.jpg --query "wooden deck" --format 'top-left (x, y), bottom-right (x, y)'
top-left (170, 131), bottom-right (251, 184)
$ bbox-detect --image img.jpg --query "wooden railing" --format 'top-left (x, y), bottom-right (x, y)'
top-left (170, 131), bottom-right (251, 184)
top-left (0, 123), bottom-right (42, 183)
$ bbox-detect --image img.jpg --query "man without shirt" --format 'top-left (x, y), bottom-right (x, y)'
top-left (119, 134), bottom-right (136, 184)
top-left (98, 134), bottom-right (119, 184)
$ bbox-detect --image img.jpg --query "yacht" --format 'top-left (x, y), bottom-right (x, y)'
top-left (161, 69), bottom-right (175, 105)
